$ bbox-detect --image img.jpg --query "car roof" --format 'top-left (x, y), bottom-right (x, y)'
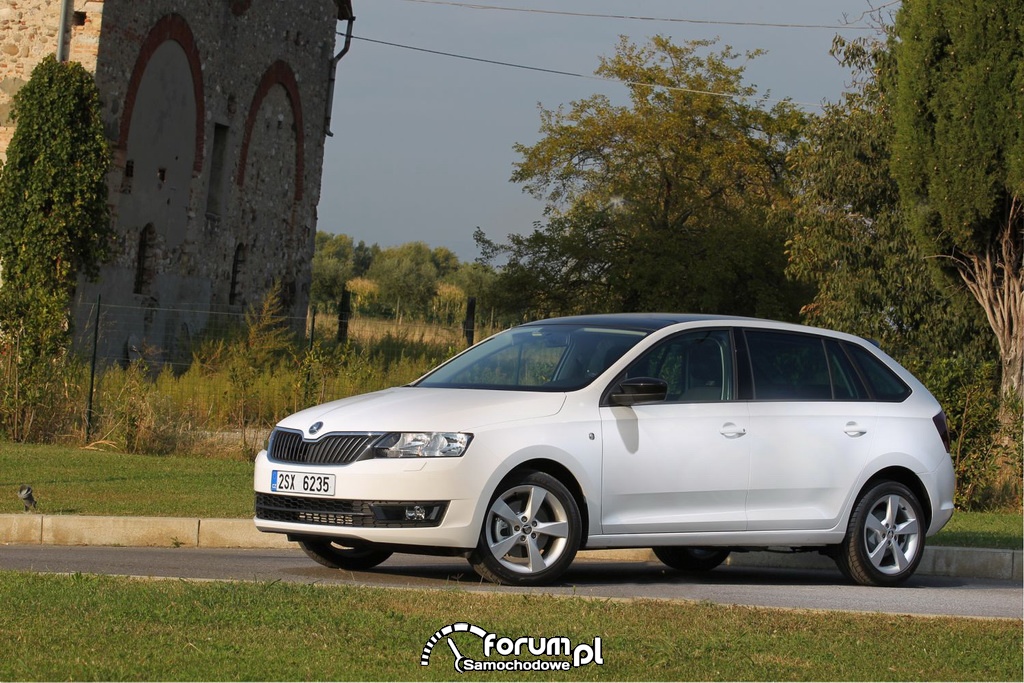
top-left (520, 312), bottom-right (761, 333)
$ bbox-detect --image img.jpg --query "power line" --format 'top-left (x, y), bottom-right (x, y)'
top-left (350, 34), bottom-right (588, 79)
top-left (341, 33), bottom-right (825, 109)
top-left (396, 0), bottom-right (877, 30)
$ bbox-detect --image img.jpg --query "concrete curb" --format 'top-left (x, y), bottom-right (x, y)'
top-left (2, 514), bottom-right (1021, 582)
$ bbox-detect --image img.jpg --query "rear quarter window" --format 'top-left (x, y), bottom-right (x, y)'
top-left (844, 343), bottom-right (912, 402)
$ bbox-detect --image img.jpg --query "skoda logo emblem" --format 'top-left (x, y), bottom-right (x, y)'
top-left (308, 421), bottom-right (323, 436)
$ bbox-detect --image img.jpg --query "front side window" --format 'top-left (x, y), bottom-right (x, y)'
top-left (620, 329), bottom-right (733, 402)
top-left (416, 325), bottom-right (648, 391)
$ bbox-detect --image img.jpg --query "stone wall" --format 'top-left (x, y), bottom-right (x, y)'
top-left (0, 0), bottom-right (103, 160)
top-left (1, 0), bottom-right (349, 364)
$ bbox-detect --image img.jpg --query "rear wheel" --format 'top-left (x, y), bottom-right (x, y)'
top-left (654, 547), bottom-right (730, 572)
top-left (298, 539), bottom-right (393, 571)
top-left (834, 481), bottom-right (925, 586)
top-left (469, 470), bottom-right (581, 586)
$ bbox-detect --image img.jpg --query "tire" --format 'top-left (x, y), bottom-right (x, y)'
top-left (297, 539), bottom-right (393, 571)
top-left (653, 547), bottom-right (730, 572)
top-left (469, 470), bottom-right (582, 586)
top-left (834, 481), bottom-right (925, 587)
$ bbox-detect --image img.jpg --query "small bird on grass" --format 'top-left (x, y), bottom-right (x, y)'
top-left (18, 484), bottom-right (37, 512)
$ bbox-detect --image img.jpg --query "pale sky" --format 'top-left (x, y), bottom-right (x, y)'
top-left (319, 0), bottom-right (893, 261)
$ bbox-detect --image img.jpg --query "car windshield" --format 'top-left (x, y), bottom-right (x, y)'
top-left (415, 324), bottom-right (649, 391)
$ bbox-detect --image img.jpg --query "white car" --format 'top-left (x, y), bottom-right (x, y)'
top-left (254, 314), bottom-right (955, 586)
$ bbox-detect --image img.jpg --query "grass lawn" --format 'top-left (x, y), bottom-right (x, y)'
top-left (0, 442), bottom-right (255, 518)
top-left (0, 571), bottom-right (1019, 682)
top-left (1, 441), bottom-right (1021, 549)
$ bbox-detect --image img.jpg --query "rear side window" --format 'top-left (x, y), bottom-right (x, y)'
top-left (826, 339), bottom-right (867, 400)
top-left (744, 330), bottom-right (832, 400)
top-left (844, 343), bottom-right (912, 402)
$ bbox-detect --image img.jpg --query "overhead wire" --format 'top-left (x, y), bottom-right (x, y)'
top-left (340, 33), bottom-right (827, 109)
top-left (395, 0), bottom-right (879, 31)
top-left (336, 0), bottom-right (889, 110)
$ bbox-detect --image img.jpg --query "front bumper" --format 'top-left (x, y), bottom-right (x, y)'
top-left (253, 449), bottom-right (486, 549)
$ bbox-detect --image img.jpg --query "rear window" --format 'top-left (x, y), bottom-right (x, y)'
top-left (844, 343), bottom-right (912, 402)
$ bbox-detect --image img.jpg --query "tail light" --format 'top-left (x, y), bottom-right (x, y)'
top-left (932, 411), bottom-right (951, 453)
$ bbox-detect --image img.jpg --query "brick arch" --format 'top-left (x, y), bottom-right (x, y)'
top-left (237, 60), bottom-right (305, 201)
top-left (118, 14), bottom-right (205, 175)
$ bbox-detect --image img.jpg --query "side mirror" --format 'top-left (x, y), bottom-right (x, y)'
top-left (609, 377), bottom-right (669, 406)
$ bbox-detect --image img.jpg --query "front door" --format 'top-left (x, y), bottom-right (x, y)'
top-left (600, 329), bottom-right (749, 534)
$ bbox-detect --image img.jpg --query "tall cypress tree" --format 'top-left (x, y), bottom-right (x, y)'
top-left (891, 0), bottom-right (1024, 406)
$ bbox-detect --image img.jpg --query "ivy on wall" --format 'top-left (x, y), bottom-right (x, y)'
top-left (0, 54), bottom-right (110, 360)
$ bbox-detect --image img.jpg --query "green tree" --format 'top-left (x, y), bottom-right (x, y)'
top-left (0, 55), bottom-right (110, 440)
top-left (480, 36), bottom-right (808, 318)
top-left (431, 246), bottom-right (460, 279)
top-left (351, 240), bottom-right (380, 277)
top-left (787, 35), bottom-right (1008, 508)
top-left (891, 0), bottom-right (1024, 405)
top-left (787, 35), bottom-right (989, 360)
top-left (366, 242), bottom-right (439, 318)
top-left (310, 232), bottom-right (354, 312)
top-left (0, 55), bottom-right (110, 357)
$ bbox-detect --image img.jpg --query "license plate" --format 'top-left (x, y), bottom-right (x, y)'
top-left (271, 470), bottom-right (336, 497)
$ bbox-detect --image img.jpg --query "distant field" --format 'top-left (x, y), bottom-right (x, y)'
top-left (1, 442), bottom-right (1021, 551)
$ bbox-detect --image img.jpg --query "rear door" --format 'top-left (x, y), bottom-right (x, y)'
top-left (740, 329), bottom-right (877, 531)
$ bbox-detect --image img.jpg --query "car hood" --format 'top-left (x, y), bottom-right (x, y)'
top-left (276, 387), bottom-right (567, 434)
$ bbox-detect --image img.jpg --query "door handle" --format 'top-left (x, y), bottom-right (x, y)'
top-left (720, 423), bottom-right (747, 438)
top-left (844, 421), bottom-right (867, 437)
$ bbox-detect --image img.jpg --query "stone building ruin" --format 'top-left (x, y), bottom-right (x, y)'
top-left (0, 0), bottom-right (354, 363)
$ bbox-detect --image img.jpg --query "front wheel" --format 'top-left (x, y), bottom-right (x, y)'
top-left (654, 547), bottom-right (730, 572)
top-left (469, 470), bottom-right (582, 586)
top-left (298, 539), bottom-right (393, 571)
top-left (834, 481), bottom-right (925, 587)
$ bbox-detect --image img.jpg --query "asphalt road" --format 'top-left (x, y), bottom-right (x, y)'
top-left (2, 545), bottom-right (1020, 620)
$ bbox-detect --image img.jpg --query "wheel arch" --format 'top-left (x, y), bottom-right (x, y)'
top-left (502, 458), bottom-right (590, 547)
top-left (860, 466), bottom-right (932, 529)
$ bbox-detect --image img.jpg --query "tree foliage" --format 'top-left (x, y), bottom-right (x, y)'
top-left (0, 55), bottom-right (110, 358)
top-left (366, 242), bottom-right (441, 316)
top-left (786, 35), bottom-right (1011, 508)
top-left (310, 232), bottom-right (355, 312)
top-left (787, 36), bottom-right (990, 361)
top-left (479, 36), bottom-right (809, 318)
top-left (309, 233), bottom-right (501, 323)
top-left (891, 0), bottom-right (1024, 404)
top-left (0, 55), bottom-right (110, 441)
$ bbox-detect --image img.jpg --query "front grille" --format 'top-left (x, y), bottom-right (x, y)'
top-left (256, 493), bottom-right (448, 528)
top-left (268, 429), bottom-right (381, 465)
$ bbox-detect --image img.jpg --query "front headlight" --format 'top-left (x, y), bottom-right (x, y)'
top-left (373, 432), bottom-right (472, 458)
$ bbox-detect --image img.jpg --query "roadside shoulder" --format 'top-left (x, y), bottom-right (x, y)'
top-left (2, 514), bottom-right (1020, 581)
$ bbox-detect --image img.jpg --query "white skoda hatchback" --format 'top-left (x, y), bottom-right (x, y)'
top-left (254, 314), bottom-right (955, 586)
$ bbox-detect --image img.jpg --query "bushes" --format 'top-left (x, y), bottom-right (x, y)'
top-left (0, 300), bottom-right (1018, 510)
top-left (81, 319), bottom-right (454, 459)
top-left (915, 357), bottom-right (1021, 510)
